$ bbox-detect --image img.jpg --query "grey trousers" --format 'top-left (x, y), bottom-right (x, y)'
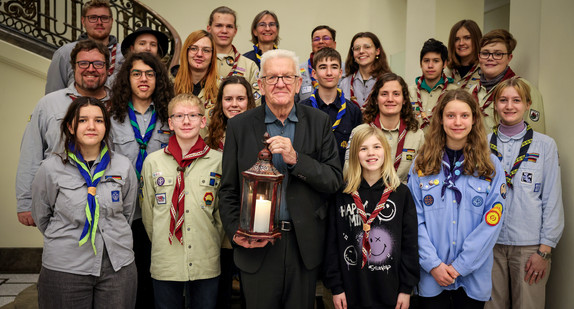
top-left (37, 248), bottom-right (137, 309)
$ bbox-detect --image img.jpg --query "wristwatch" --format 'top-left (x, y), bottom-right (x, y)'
top-left (537, 249), bottom-right (552, 260)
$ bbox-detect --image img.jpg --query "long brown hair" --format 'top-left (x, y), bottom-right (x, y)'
top-left (447, 20), bottom-right (482, 70)
top-left (174, 30), bottom-right (219, 102)
top-left (363, 73), bottom-right (419, 132)
top-left (206, 76), bottom-right (256, 150)
top-left (344, 32), bottom-right (391, 78)
top-left (414, 89), bottom-right (495, 177)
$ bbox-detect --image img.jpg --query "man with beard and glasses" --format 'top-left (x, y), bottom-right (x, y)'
top-left (17, 40), bottom-right (111, 227)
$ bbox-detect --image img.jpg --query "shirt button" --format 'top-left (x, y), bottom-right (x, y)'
top-left (188, 245), bottom-right (191, 249)
top-left (186, 210), bottom-right (189, 213)
top-left (478, 187), bottom-right (481, 191)
top-left (452, 241), bottom-right (456, 245)
top-left (187, 227), bottom-right (190, 231)
top-left (452, 221), bottom-right (456, 224)
top-left (453, 200), bottom-right (457, 203)
top-left (189, 263), bottom-right (192, 266)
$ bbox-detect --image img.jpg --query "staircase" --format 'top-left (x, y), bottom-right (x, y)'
top-left (0, 0), bottom-right (181, 67)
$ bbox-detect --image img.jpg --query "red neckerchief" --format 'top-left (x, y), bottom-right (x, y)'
top-left (164, 135), bottom-right (210, 244)
top-left (415, 73), bottom-right (450, 129)
top-left (473, 67), bottom-right (516, 117)
top-left (108, 43), bottom-right (117, 76)
top-left (351, 185), bottom-right (393, 268)
top-left (370, 115), bottom-right (407, 171)
top-left (226, 45), bottom-right (242, 78)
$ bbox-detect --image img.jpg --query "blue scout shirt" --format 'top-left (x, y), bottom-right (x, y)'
top-left (407, 153), bottom-right (505, 301)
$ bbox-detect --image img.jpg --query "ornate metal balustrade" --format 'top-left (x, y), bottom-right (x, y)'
top-left (0, 0), bottom-right (181, 68)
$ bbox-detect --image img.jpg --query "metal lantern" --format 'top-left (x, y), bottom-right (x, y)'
top-left (238, 133), bottom-right (284, 239)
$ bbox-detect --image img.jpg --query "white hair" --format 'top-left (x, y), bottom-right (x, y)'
top-left (259, 49), bottom-right (300, 78)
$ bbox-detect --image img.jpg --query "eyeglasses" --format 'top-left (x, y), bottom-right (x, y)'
top-left (85, 15), bottom-right (112, 23)
top-left (170, 113), bottom-right (203, 122)
top-left (352, 44), bottom-right (374, 52)
top-left (257, 22), bottom-right (277, 28)
top-left (262, 75), bottom-right (297, 85)
top-left (130, 70), bottom-right (156, 79)
top-left (312, 36), bottom-right (332, 42)
top-left (479, 51), bottom-right (510, 60)
top-left (76, 60), bottom-right (106, 69)
top-left (188, 45), bottom-right (213, 54)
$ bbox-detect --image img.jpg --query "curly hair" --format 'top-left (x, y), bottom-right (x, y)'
top-left (206, 76), bottom-right (256, 150)
top-left (344, 32), bottom-right (391, 78)
top-left (362, 73), bottom-right (419, 132)
top-left (447, 20), bottom-right (482, 70)
top-left (109, 52), bottom-right (173, 125)
top-left (60, 96), bottom-right (112, 162)
top-left (174, 30), bottom-right (219, 103)
top-left (414, 89), bottom-right (495, 177)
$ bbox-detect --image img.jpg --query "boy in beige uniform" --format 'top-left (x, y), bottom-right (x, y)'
top-left (409, 38), bottom-right (457, 133)
top-left (207, 6), bottom-right (261, 105)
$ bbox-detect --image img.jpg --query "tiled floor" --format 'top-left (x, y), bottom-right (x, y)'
top-left (0, 274), bottom-right (38, 307)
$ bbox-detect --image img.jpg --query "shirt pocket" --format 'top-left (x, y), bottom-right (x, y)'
top-left (150, 130), bottom-right (171, 151)
top-left (419, 178), bottom-right (444, 211)
top-left (465, 177), bottom-right (490, 216)
top-left (98, 177), bottom-right (126, 217)
top-left (55, 176), bottom-right (87, 225)
top-left (45, 114), bottom-right (65, 152)
top-left (152, 176), bottom-right (175, 208)
top-left (198, 174), bottom-right (220, 209)
top-left (111, 134), bottom-right (137, 162)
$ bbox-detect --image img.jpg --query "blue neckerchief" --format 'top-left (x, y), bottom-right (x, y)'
top-left (441, 150), bottom-right (464, 204)
top-left (309, 88), bottom-right (347, 131)
top-left (68, 143), bottom-right (110, 255)
top-left (128, 102), bottom-right (156, 178)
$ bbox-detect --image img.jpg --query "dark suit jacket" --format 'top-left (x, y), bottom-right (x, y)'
top-left (219, 103), bottom-right (343, 273)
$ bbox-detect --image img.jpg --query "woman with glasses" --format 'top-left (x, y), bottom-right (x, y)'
top-left (445, 20), bottom-right (482, 91)
top-left (243, 10), bottom-right (280, 69)
top-left (173, 30), bottom-right (220, 134)
top-left (109, 51), bottom-right (174, 309)
top-left (469, 29), bottom-right (545, 133)
top-left (32, 97), bottom-right (138, 309)
top-left (141, 93), bottom-right (224, 309)
top-left (340, 32), bottom-right (392, 108)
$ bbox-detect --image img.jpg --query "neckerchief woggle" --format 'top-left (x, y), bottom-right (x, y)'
top-left (415, 73), bottom-right (450, 129)
top-left (226, 45), bottom-right (242, 78)
top-left (351, 185), bottom-right (393, 268)
top-left (253, 43), bottom-right (277, 65)
top-left (370, 115), bottom-right (407, 172)
top-left (127, 101), bottom-right (157, 178)
top-left (68, 143), bottom-right (111, 255)
top-left (441, 150), bottom-right (464, 204)
top-left (309, 88), bottom-right (346, 131)
top-left (490, 122), bottom-right (533, 188)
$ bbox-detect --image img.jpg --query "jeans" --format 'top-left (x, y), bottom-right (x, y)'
top-left (153, 277), bottom-right (219, 309)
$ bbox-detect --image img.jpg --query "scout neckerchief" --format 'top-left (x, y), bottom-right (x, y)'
top-left (472, 67), bottom-right (516, 117)
top-left (370, 114), bottom-right (407, 172)
top-left (441, 150), bottom-right (464, 204)
top-left (350, 72), bottom-right (376, 108)
top-left (127, 102), bottom-right (157, 178)
top-left (351, 185), bottom-right (393, 268)
top-left (307, 55), bottom-right (318, 89)
top-left (453, 63), bottom-right (478, 89)
top-left (68, 143), bottom-right (111, 255)
top-left (164, 135), bottom-right (210, 244)
top-left (225, 45), bottom-right (242, 78)
top-left (309, 88), bottom-right (346, 131)
top-left (490, 122), bottom-right (533, 188)
top-left (108, 43), bottom-right (117, 76)
top-left (414, 73), bottom-right (450, 129)
top-left (253, 43), bottom-right (277, 66)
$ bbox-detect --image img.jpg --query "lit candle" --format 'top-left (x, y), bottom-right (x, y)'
top-left (253, 197), bottom-right (272, 233)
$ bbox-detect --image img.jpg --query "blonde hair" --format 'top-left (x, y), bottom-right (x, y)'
top-left (492, 77), bottom-right (532, 124)
top-left (168, 93), bottom-right (205, 116)
top-left (344, 124), bottom-right (400, 193)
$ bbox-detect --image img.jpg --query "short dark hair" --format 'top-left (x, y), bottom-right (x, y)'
top-left (311, 25), bottom-right (336, 41)
top-left (208, 6), bottom-right (237, 27)
top-left (70, 39), bottom-right (110, 71)
top-left (250, 10), bottom-right (280, 45)
top-left (420, 38), bottom-right (448, 63)
top-left (480, 29), bottom-right (517, 54)
top-left (312, 47), bottom-right (341, 69)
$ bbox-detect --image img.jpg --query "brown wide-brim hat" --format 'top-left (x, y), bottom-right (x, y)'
top-left (121, 26), bottom-right (169, 57)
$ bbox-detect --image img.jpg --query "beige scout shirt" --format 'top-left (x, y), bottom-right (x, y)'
top-left (444, 65), bottom-right (481, 91)
top-left (377, 121), bottom-right (425, 183)
top-left (141, 148), bottom-right (224, 281)
top-left (409, 82), bottom-right (458, 134)
top-left (469, 77), bottom-right (545, 134)
top-left (216, 47), bottom-right (261, 105)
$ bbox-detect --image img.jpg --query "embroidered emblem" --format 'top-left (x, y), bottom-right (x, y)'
top-left (529, 109), bottom-right (540, 122)
top-left (423, 195), bottom-right (434, 206)
top-left (111, 190), bottom-right (120, 202)
top-left (161, 143), bottom-right (168, 148)
top-left (152, 172), bottom-right (162, 178)
top-left (209, 172), bottom-right (222, 186)
top-left (534, 183), bottom-right (541, 192)
top-left (525, 153), bottom-right (539, 163)
top-left (204, 192), bottom-right (214, 206)
top-left (105, 175), bottom-right (122, 180)
top-left (493, 202), bottom-right (503, 213)
top-left (521, 172), bottom-right (533, 184)
top-left (472, 196), bottom-right (483, 207)
top-left (157, 177), bottom-right (165, 186)
top-left (406, 154), bottom-right (413, 161)
top-left (340, 140), bottom-right (348, 149)
top-left (485, 209), bottom-right (501, 226)
top-left (155, 193), bottom-right (166, 204)
top-left (500, 183), bottom-right (507, 199)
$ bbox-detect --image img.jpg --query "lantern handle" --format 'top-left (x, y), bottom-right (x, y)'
top-left (259, 132), bottom-right (272, 161)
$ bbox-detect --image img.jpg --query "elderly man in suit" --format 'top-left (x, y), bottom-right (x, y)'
top-left (219, 49), bottom-right (343, 309)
